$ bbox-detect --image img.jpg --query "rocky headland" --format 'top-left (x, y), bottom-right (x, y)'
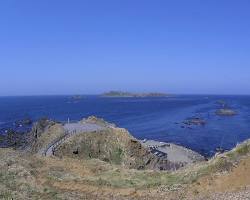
top-left (27, 116), bottom-right (204, 171)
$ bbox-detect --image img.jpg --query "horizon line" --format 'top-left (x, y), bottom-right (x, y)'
top-left (0, 93), bottom-right (250, 97)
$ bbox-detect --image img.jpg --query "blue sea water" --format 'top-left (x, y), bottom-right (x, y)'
top-left (0, 95), bottom-right (250, 157)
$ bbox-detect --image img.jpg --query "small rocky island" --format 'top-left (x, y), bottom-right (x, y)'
top-left (216, 108), bottom-right (237, 116)
top-left (102, 91), bottom-right (169, 98)
top-left (182, 117), bottom-right (206, 126)
top-left (215, 100), bottom-right (237, 116)
top-left (70, 95), bottom-right (84, 100)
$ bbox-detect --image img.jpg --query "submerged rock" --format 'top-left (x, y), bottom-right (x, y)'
top-left (15, 118), bottom-right (33, 126)
top-left (216, 100), bottom-right (228, 108)
top-left (215, 147), bottom-right (226, 153)
top-left (70, 95), bottom-right (84, 100)
top-left (182, 117), bottom-right (206, 127)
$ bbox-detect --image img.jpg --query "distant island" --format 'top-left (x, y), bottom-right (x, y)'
top-left (102, 91), bottom-right (169, 98)
top-left (70, 95), bottom-right (84, 100)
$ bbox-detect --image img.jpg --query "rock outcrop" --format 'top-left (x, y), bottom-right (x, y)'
top-left (52, 117), bottom-right (201, 170)
top-left (216, 108), bottom-right (237, 116)
top-left (27, 118), bottom-right (65, 154)
top-left (28, 116), bottom-right (204, 171)
top-left (54, 126), bottom-right (169, 170)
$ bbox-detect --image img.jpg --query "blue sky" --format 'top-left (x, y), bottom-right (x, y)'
top-left (0, 0), bottom-right (250, 96)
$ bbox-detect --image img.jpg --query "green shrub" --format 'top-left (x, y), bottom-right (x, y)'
top-left (235, 144), bottom-right (250, 155)
top-left (110, 148), bottom-right (124, 165)
top-left (0, 191), bottom-right (12, 200)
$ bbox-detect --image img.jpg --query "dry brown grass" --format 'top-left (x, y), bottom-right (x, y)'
top-left (1, 139), bottom-right (250, 199)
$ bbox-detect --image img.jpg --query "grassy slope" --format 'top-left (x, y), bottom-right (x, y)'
top-left (1, 139), bottom-right (250, 199)
top-left (54, 128), bottom-right (159, 169)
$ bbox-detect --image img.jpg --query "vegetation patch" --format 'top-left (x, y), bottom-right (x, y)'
top-left (110, 148), bottom-right (124, 165)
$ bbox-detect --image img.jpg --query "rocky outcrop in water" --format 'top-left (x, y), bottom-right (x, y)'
top-left (216, 109), bottom-right (237, 116)
top-left (15, 118), bottom-right (33, 127)
top-left (182, 117), bottom-right (206, 126)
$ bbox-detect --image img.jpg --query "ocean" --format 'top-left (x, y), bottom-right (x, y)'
top-left (0, 95), bottom-right (250, 157)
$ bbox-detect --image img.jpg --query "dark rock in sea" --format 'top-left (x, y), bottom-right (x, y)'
top-left (70, 95), bottom-right (83, 100)
top-left (15, 118), bottom-right (33, 127)
top-left (0, 129), bottom-right (28, 149)
top-left (3, 118), bottom-right (58, 150)
top-left (0, 118), bottom-right (65, 150)
top-left (182, 117), bottom-right (206, 127)
top-left (215, 147), bottom-right (226, 153)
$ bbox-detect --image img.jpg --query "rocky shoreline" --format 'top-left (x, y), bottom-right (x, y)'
top-left (0, 116), bottom-right (204, 160)
top-left (0, 117), bottom-right (205, 169)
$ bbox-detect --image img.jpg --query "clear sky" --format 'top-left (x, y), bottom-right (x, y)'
top-left (1, 0), bottom-right (250, 96)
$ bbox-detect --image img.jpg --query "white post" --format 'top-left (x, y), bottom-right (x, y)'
top-left (68, 118), bottom-right (70, 124)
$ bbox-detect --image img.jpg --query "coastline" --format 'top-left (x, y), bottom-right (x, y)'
top-left (1, 95), bottom-right (250, 156)
top-left (2, 117), bottom-right (250, 199)
top-left (0, 116), bottom-right (206, 171)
